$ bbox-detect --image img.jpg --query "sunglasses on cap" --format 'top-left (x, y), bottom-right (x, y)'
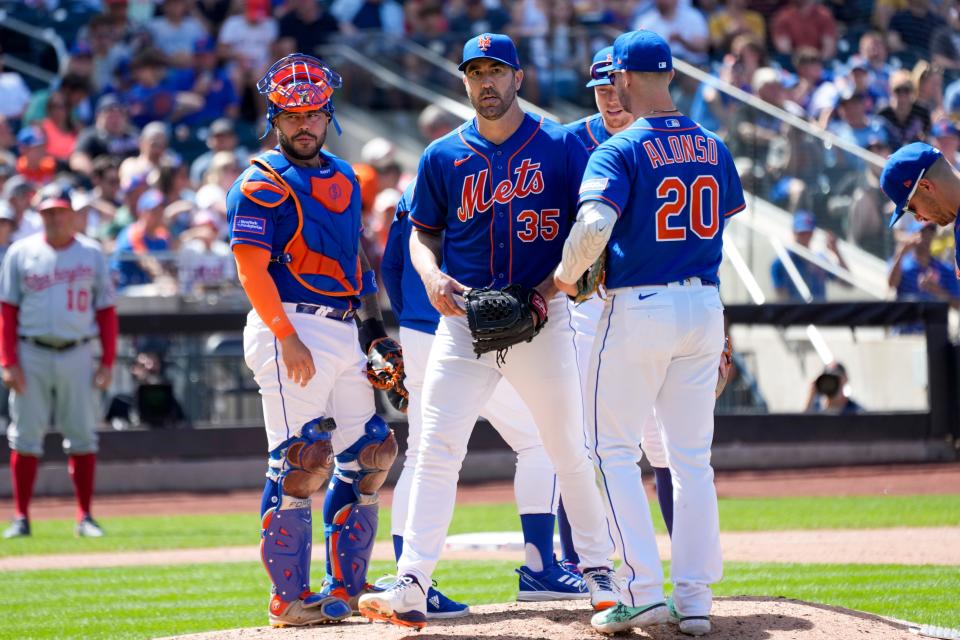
top-left (590, 60), bottom-right (612, 82)
top-left (900, 166), bottom-right (928, 221)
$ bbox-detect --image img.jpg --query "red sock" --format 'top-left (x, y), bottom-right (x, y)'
top-left (68, 454), bottom-right (96, 520)
top-left (10, 451), bottom-right (39, 519)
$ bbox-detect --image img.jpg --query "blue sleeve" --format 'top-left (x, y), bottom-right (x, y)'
top-left (721, 145), bottom-right (746, 218)
top-left (578, 143), bottom-right (630, 217)
top-left (409, 152), bottom-right (446, 232)
top-left (381, 210), bottom-right (406, 316)
top-left (565, 133), bottom-right (589, 221)
top-left (770, 259), bottom-right (786, 289)
top-left (226, 175), bottom-right (280, 253)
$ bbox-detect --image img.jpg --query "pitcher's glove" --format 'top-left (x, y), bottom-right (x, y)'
top-left (366, 337), bottom-right (409, 413)
top-left (464, 284), bottom-right (548, 363)
top-left (716, 336), bottom-right (733, 398)
top-left (572, 249), bottom-right (607, 305)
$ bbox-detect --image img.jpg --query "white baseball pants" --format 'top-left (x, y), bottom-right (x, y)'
top-left (391, 326), bottom-right (557, 537)
top-left (243, 307), bottom-right (375, 454)
top-left (398, 295), bottom-right (614, 583)
top-left (588, 282), bottom-right (724, 616)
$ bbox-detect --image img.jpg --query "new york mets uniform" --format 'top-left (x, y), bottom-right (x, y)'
top-left (396, 110), bottom-right (615, 587)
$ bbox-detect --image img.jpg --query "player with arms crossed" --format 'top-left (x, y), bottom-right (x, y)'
top-left (227, 54), bottom-right (400, 628)
top-left (358, 33), bottom-right (617, 630)
top-left (557, 47), bottom-right (676, 575)
top-left (382, 182), bottom-right (589, 615)
top-left (1, 183), bottom-right (117, 540)
top-left (555, 31), bottom-right (745, 636)
top-left (881, 142), bottom-right (960, 278)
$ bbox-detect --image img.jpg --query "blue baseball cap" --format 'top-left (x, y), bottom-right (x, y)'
top-left (586, 46), bottom-right (614, 88)
top-left (458, 33), bottom-right (520, 72)
top-left (599, 30), bottom-right (672, 75)
top-left (793, 210), bottom-right (816, 233)
top-left (136, 188), bottom-right (165, 214)
top-left (16, 126), bottom-right (46, 147)
top-left (879, 142), bottom-right (942, 228)
top-left (932, 119), bottom-right (960, 139)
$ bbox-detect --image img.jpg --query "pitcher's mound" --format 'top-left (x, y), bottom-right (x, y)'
top-left (163, 596), bottom-right (920, 639)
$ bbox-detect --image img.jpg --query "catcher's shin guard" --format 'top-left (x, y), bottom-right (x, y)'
top-left (324, 501), bottom-right (379, 600)
top-left (261, 495), bottom-right (314, 604)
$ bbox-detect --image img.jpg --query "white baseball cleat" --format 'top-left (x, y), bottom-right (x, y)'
top-left (668, 597), bottom-right (712, 636)
top-left (358, 574), bottom-right (428, 629)
top-left (582, 566), bottom-right (619, 611)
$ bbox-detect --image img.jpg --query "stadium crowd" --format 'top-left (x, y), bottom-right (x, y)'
top-left (0, 0), bottom-right (957, 306)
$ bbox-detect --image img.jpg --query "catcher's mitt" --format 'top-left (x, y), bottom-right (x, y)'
top-left (366, 337), bottom-right (409, 413)
top-left (716, 336), bottom-right (733, 398)
top-left (573, 249), bottom-right (607, 305)
top-left (464, 284), bottom-right (548, 363)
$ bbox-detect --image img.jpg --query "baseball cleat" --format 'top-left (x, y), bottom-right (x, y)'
top-left (591, 601), bottom-right (670, 634)
top-left (322, 581), bottom-right (381, 614)
top-left (358, 574), bottom-right (428, 629)
top-left (516, 561), bottom-right (590, 602)
top-left (560, 558), bottom-right (582, 576)
top-left (668, 597), bottom-right (712, 636)
top-left (268, 594), bottom-right (351, 627)
top-left (75, 515), bottom-right (104, 538)
top-left (425, 583), bottom-right (470, 619)
top-left (3, 516), bottom-right (30, 539)
top-left (582, 566), bottom-right (619, 611)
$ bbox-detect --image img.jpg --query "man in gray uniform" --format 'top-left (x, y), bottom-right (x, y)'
top-left (1, 183), bottom-right (118, 539)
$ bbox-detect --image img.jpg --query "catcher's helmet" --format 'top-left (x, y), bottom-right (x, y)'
top-left (257, 53), bottom-right (343, 137)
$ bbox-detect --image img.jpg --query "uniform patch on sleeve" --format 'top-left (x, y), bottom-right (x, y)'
top-left (233, 216), bottom-right (266, 234)
top-left (580, 178), bottom-right (609, 193)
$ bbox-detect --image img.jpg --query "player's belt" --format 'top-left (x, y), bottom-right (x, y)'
top-left (291, 303), bottom-right (357, 322)
top-left (19, 336), bottom-right (93, 351)
top-left (648, 277), bottom-right (718, 288)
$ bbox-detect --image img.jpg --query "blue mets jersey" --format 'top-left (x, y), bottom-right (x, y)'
top-left (226, 148), bottom-right (364, 310)
top-left (381, 181), bottom-right (441, 334)
top-left (566, 112), bottom-right (612, 153)
top-left (410, 113), bottom-right (589, 290)
top-left (578, 115), bottom-right (745, 288)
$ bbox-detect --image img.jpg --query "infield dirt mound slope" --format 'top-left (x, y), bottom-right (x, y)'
top-left (162, 597), bottom-right (917, 640)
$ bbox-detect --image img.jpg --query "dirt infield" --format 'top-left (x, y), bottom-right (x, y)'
top-left (159, 597), bottom-right (920, 640)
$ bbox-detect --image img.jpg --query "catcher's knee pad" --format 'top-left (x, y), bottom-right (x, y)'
top-left (268, 418), bottom-right (335, 499)
top-left (323, 501), bottom-right (378, 599)
top-left (261, 495), bottom-right (315, 603)
top-left (333, 415), bottom-right (397, 500)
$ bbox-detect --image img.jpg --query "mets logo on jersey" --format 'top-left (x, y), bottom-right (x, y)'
top-left (477, 34), bottom-right (492, 51)
top-left (457, 159), bottom-right (544, 222)
top-left (329, 183), bottom-right (343, 200)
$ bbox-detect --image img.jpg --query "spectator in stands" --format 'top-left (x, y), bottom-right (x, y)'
top-left (125, 48), bottom-right (202, 128)
top-left (189, 118), bottom-right (247, 186)
top-left (789, 47), bottom-right (829, 117)
top-left (106, 172), bottom-right (149, 243)
top-left (886, 0), bottom-right (944, 67)
top-left (932, 119), bottom-right (960, 166)
top-left (528, 0), bottom-right (588, 103)
top-left (70, 94), bottom-right (140, 177)
top-left (417, 104), bottom-right (461, 143)
top-left (176, 209), bottom-right (235, 297)
top-left (196, 0), bottom-right (232, 34)
top-left (0, 202), bottom-right (15, 264)
top-left (633, 0), bottom-right (709, 66)
top-left (930, 5), bottom-right (960, 81)
top-left (448, 0), bottom-right (511, 36)
top-left (147, 0), bottom-right (209, 68)
top-left (2, 176), bottom-right (42, 243)
top-left (708, 0), bottom-right (765, 57)
top-left (828, 132), bottom-right (892, 257)
top-left (878, 69), bottom-right (931, 150)
top-left (111, 188), bottom-right (174, 291)
top-left (592, 0), bottom-right (639, 32)
top-left (84, 14), bottom-right (131, 93)
top-left (170, 36), bottom-right (239, 128)
top-left (219, 0), bottom-right (279, 78)
top-left (34, 89), bottom-right (80, 163)
top-left (771, 210), bottom-right (850, 301)
top-left (83, 156), bottom-right (123, 240)
top-left (0, 115), bottom-right (15, 155)
top-left (692, 34), bottom-right (766, 134)
top-left (14, 127), bottom-right (56, 186)
top-left (805, 362), bottom-right (863, 414)
top-left (119, 122), bottom-right (176, 192)
top-left (771, 0), bottom-right (838, 61)
top-left (912, 61), bottom-right (944, 119)
top-left (22, 74), bottom-right (94, 133)
top-left (852, 31), bottom-right (893, 103)
top-left (278, 0), bottom-right (341, 57)
top-left (333, 0), bottom-right (405, 35)
top-left (828, 87), bottom-right (891, 149)
top-left (151, 158), bottom-right (194, 236)
top-left (0, 46), bottom-right (32, 121)
top-left (887, 219), bottom-right (960, 306)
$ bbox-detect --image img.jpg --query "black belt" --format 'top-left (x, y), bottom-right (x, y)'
top-left (293, 304), bottom-right (357, 322)
top-left (19, 336), bottom-right (93, 351)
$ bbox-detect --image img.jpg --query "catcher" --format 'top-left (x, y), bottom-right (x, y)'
top-left (358, 33), bottom-right (618, 630)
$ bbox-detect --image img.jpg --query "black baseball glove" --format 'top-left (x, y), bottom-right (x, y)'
top-left (464, 284), bottom-right (548, 363)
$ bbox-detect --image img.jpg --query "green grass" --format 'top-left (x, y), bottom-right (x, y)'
top-left (4, 494), bottom-right (959, 557)
top-left (4, 560), bottom-right (958, 639)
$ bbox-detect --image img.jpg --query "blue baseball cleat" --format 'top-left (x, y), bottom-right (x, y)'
top-left (516, 560), bottom-right (590, 602)
top-left (426, 584), bottom-right (471, 619)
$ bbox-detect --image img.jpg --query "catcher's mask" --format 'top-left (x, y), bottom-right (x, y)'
top-left (258, 53), bottom-right (343, 139)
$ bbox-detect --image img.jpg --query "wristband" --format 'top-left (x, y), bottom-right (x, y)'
top-left (360, 269), bottom-right (378, 295)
